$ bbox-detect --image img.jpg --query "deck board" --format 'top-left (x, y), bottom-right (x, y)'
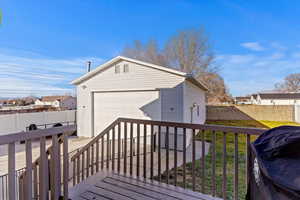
top-left (96, 181), bottom-right (155, 200)
top-left (70, 171), bottom-right (222, 200)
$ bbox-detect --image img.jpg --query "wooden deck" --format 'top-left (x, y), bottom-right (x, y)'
top-left (70, 171), bottom-right (221, 200)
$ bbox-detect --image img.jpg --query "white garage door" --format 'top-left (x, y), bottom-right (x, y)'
top-left (93, 90), bottom-right (161, 136)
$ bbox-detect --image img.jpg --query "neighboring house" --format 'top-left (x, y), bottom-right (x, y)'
top-left (254, 93), bottom-right (300, 105)
top-left (35, 96), bottom-right (76, 110)
top-left (71, 56), bottom-right (208, 141)
top-left (234, 96), bottom-right (252, 105)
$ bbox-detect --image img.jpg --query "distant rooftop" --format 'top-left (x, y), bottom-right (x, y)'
top-left (41, 95), bottom-right (73, 102)
top-left (258, 92), bottom-right (300, 99)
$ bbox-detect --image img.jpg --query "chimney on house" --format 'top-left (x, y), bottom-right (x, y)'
top-left (86, 61), bottom-right (91, 72)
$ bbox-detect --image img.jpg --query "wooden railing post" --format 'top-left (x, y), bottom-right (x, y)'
top-left (39, 136), bottom-right (49, 200)
top-left (8, 142), bottom-right (16, 200)
top-left (25, 139), bottom-right (33, 200)
top-left (50, 134), bottom-right (61, 198)
top-left (63, 132), bottom-right (69, 199)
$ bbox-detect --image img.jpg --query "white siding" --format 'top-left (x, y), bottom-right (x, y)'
top-left (183, 81), bottom-right (206, 124)
top-left (76, 60), bottom-right (185, 137)
top-left (161, 83), bottom-right (184, 122)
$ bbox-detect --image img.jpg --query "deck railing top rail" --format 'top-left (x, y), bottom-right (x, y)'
top-left (118, 118), bottom-right (266, 135)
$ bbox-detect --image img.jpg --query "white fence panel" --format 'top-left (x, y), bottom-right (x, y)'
top-left (0, 110), bottom-right (76, 135)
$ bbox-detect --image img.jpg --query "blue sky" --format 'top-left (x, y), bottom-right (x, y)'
top-left (1, 0), bottom-right (300, 97)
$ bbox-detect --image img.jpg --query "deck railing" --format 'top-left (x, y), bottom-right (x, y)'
top-left (70, 118), bottom-right (266, 200)
top-left (0, 125), bottom-right (76, 200)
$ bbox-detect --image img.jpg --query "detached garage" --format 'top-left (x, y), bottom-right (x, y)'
top-left (71, 56), bottom-right (207, 138)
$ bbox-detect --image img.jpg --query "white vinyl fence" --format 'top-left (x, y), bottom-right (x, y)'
top-left (294, 105), bottom-right (300, 123)
top-left (0, 110), bottom-right (76, 135)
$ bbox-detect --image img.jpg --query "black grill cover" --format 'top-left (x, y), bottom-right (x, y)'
top-left (246, 126), bottom-right (300, 200)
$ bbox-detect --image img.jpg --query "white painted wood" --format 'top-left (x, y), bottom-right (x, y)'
top-left (25, 139), bottom-right (33, 200)
top-left (8, 142), bottom-right (16, 200)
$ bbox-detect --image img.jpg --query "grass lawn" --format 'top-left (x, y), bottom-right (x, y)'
top-left (207, 120), bottom-right (300, 129)
top-left (157, 120), bottom-right (300, 200)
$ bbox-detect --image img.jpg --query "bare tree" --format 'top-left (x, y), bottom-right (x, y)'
top-left (122, 40), bottom-right (168, 66)
top-left (122, 27), bottom-right (232, 104)
top-left (275, 73), bottom-right (300, 92)
top-left (198, 72), bottom-right (232, 104)
top-left (164, 27), bottom-right (216, 74)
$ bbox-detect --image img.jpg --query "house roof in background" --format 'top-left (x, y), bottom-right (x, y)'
top-left (71, 56), bottom-right (208, 91)
top-left (235, 96), bottom-right (251, 101)
top-left (258, 93), bottom-right (300, 99)
top-left (41, 96), bottom-right (73, 102)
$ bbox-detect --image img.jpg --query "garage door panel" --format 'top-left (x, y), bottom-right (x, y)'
top-left (93, 91), bottom-right (160, 135)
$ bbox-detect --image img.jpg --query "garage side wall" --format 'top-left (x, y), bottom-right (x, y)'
top-left (161, 83), bottom-right (184, 123)
top-left (183, 81), bottom-right (206, 124)
top-left (76, 60), bottom-right (185, 137)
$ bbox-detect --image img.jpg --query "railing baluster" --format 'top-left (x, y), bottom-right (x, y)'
top-left (39, 136), bottom-right (48, 200)
top-left (137, 123), bottom-right (140, 177)
top-left (91, 143), bottom-right (94, 175)
top-left (96, 139), bottom-right (99, 172)
top-left (63, 132), bottom-right (69, 199)
top-left (106, 133), bottom-right (109, 170)
top-left (87, 147), bottom-right (90, 177)
top-left (33, 165), bottom-right (38, 199)
top-left (234, 133), bottom-right (239, 200)
top-left (130, 123), bottom-right (133, 176)
top-left (212, 130), bottom-right (216, 197)
top-left (101, 136), bottom-right (104, 170)
top-left (124, 122), bottom-right (127, 174)
top-left (25, 139), bottom-right (33, 200)
top-left (8, 142), bottom-right (15, 200)
top-left (82, 152), bottom-right (85, 181)
top-left (183, 128), bottom-right (186, 188)
top-left (174, 127), bottom-right (178, 186)
top-left (246, 134), bottom-right (251, 186)
top-left (77, 155), bottom-right (80, 184)
top-left (158, 125), bottom-right (161, 182)
top-left (150, 124), bottom-right (154, 179)
top-left (19, 175), bottom-right (24, 200)
top-left (118, 122), bottom-right (121, 173)
top-left (192, 129), bottom-right (196, 191)
top-left (72, 160), bottom-right (76, 186)
top-left (222, 132), bottom-right (227, 200)
top-left (166, 126), bottom-right (169, 184)
top-left (201, 129), bottom-right (205, 193)
top-left (143, 124), bottom-right (147, 179)
top-left (112, 127), bottom-right (115, 171)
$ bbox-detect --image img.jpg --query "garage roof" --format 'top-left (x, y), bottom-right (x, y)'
top-left (71, 56), bottom-right (208, 91)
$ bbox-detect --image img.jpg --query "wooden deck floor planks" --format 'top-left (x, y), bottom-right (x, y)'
top-left (72, 172), bottom-right (221, 200)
